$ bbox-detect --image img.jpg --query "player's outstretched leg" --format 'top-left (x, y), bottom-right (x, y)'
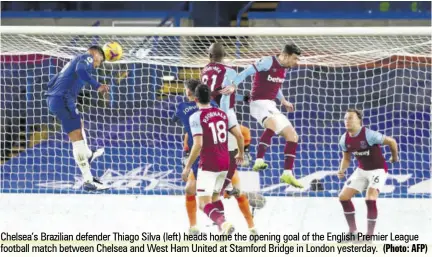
top-left (339, 188), bottom-right (359, 242)
top-left (279, 126), bottom-right (303, 188)
top-left (253, 118), bottom-right (277, 171)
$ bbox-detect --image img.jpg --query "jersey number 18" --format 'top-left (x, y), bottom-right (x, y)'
top-left (208, 121), bottom-right (226, 144)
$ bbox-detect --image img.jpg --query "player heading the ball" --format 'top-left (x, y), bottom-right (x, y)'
top-left (45, 45), bottom-right (110, 191)
top-left (182, 84), bottom-right (244, 236)
top-left (338, 109), bottom-right (399, 240)
top-left (223, 44), bottom-right (303, 188)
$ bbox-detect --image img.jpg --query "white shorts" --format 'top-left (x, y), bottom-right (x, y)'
top-left (250, 100), bottom-right (292, 134)
top-left (343, 168), bottom-right (388, 192)
top-left (227, 108), bottom-right (239, 151)
top-left (196, 169), bottom-right (228, 196)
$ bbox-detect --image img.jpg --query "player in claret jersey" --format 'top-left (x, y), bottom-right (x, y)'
top-left (201, 43), bottom-right (257, 234)
top-left (173, 79), bottom-right (218, 235)
top-left (201, 43), bottom-right (242, 178)
top-left (224, 44), bottom-right (303, 188)
top-left (182, 84), bottom-right (244, 235)
top-left (338, 109), bottom-right (399, 238)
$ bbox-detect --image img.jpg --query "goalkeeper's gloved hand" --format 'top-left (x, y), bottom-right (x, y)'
top-left (241, 146), bottom-right (252, 167)
top-left (243, 94), bottom-right (251, 103)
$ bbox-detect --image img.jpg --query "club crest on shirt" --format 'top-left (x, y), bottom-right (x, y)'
top-left (272, 68), bottom-right (277, 72)
top-left (360, 141), bottom-right (368, 149)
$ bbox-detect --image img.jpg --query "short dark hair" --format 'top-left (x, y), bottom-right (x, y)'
top-left (209, 42), bottom-right (225, 61)
top-left (283, 44), bottom-right (301, 55)
top-left (185, 79), bottom-right (201, 92)
top-left (346, 108), bottom-right (363, 120)
top-left (88, 45), bottom-right (105, 61)
top-left (194, 84), bottom-right (211, 104)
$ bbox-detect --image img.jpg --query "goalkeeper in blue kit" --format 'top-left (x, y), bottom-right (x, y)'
top-left (45, 46), bottom-right (109, 191)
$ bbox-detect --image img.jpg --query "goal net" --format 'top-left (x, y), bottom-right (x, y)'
top-left (1, 27), bottom-right (431, 198)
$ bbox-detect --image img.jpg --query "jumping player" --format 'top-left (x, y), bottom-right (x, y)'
top-left (202, 43), bottom-right (256, 234)
top-left (223, 44), bottom-right (303, 188)
top-left (45, 46), bottom-right (109, 191)
top-left (182, 84), bottom-right (244, 235)
top-left (338, 109), bottom-right (399, 238)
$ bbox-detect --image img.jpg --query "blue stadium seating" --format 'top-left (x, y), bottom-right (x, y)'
top-left (276, 1), bottom-right (431, 13)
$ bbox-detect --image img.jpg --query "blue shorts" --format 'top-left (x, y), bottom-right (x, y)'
top-left (47, 96), bottom-right (81, 134)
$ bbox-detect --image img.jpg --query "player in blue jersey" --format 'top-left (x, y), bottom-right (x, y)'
top-left (45, 46), bottom-right (109, 191)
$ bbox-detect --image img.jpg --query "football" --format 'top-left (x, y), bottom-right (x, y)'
top-left (102, 41), bottom-right (123, 62)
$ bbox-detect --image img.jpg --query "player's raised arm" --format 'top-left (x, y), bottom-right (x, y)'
top-left (220, 67), bottom-right (237, 113)
top-left (234, 56), bottom-right (273, 87)
top-left (337, 135), bottom-right (352, 179)
top-left (75, 57), bottom-right (100, 90)
top-left (75, 46), bottom-right (108, 93)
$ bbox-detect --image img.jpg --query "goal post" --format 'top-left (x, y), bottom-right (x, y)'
top-left (0, 26), bottom-right (430, 198)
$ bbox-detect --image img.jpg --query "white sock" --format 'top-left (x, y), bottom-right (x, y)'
top-left (72, 140), bottom-right (93, 182)
top-left (81, 127), bottom-right (93, 159)
top-left (283, 170), bottom-right (293, 176)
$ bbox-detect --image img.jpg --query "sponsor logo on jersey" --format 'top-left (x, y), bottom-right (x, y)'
top-left (352, 150), bottom-right (370, 156)
top-left (267, 75), bottom-right (284, 83)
